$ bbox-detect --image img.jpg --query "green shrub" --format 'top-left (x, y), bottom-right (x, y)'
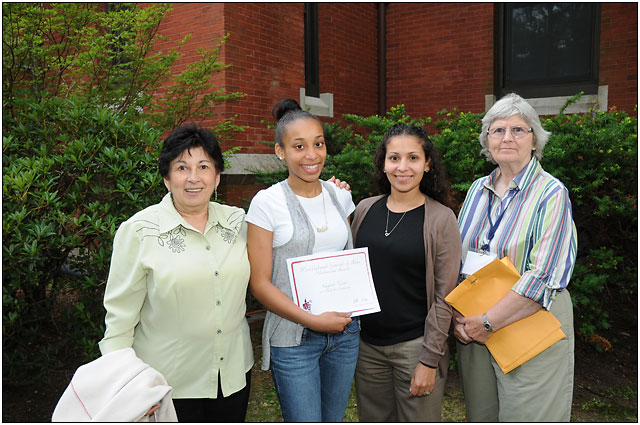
top-left (542, 104), bottom-right (638, 300)
top-left (542, 103), bottom-right (637, 335)
top-left (429, 109), bottom-right (496, 209)
top-left (2, 2), bottom-right (248, 384)
top-left (2, 96), bottom-right (165, 382)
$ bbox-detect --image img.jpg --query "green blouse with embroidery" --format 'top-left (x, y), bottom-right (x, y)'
top-left (99, 193), bottom-right (253, 399)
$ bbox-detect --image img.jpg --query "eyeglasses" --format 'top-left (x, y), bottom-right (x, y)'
top-left (487, 126), bottom-right (533, 139)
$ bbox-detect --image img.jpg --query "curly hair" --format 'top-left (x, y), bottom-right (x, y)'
top-left (373, 123), bottom-right (452, 208)
top-left (158, 123), bottom-right (224, 178)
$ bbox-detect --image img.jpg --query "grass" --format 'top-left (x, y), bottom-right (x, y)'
top-left (573, 395), bottom-right (637, 422)
top-left (245, 319), bottom-right (637, 422)
top-left (246, 373), bottom-right (467, 422)
top-left (247, 378), bottom-right (638, 423)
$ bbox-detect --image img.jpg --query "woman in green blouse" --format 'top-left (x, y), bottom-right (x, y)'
top-left (99, 124), bottom-right (253, 422)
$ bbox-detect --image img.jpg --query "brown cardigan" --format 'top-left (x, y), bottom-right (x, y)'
top-left (350, 194), bottom-right (461, 378)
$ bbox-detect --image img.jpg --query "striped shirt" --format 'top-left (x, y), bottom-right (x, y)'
top-left (458, 157), bottom-right (577, 309)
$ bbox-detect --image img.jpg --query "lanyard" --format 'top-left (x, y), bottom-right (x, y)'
top-left (481, 188), bottom-right (517, 252)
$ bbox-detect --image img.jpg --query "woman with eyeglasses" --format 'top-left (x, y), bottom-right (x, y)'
top-left (454, 93), bottom-right (577, 421)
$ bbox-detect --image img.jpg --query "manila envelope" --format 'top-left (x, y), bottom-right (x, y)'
top-left (446, 257), bottom-right (566, 374)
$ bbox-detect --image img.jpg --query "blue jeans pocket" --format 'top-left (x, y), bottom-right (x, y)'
top-left (343, 317), bottom-right (361, 334)
top-left (301, 327), bottom-right (310, 341)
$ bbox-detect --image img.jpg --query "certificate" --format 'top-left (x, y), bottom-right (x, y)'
top-left (286, 247), bottom-right (380, 317)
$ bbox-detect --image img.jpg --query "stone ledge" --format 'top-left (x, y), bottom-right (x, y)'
top-left (221, 153), bottom-right (286, 185)
top-left (485, 85), bottom-right (608, 116)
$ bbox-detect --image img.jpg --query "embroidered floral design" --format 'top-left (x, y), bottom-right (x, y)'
top-left (215, 225), bottom-right (237, 244)
top-left (135, 217), bottom-right (187, 254)
top-left (213, 210), bottom-right (244, 245)
top-left (164, 227), bottom-right (187, 253)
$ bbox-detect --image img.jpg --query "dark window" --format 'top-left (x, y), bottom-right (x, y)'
top-left (304, 3), bottom-right (319, 98)
top-left (496, 3), bottom-right (601, 98)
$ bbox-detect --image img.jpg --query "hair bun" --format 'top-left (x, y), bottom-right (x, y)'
top-left (272, 98), bottom-right (303, 121)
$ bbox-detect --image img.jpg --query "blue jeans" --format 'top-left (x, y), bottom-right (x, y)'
top-left (270, 319), bottom-right (360, 422)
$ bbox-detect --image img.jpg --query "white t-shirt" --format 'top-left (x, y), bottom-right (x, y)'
top-left (246, 181), bottom-right (355, 254)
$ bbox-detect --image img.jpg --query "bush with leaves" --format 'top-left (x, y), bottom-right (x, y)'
top-left (2, 2), bottom-right (248, 384)
top-left (541, 101), bottom-right (637, 336)
top-left (3, 96), bottom-right (165, 382)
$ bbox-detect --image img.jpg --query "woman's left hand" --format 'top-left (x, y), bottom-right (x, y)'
top-left (457, 314), bottom-right (492, 344)
top-left (409, 363), bottom-right (436, 397)
top-left (327, 176), bottom-right (351, 192)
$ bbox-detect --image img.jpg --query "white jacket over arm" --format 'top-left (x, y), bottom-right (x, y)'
top-left (52, 348), bottom-right (178, 422)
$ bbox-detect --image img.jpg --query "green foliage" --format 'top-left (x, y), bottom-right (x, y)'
top-left (2, 3), bottom-right (246, 133)
top-left (430, 109), bottom-right (495, 208)
top-left (321, 121), bottom-right (376, 203)
top-left (146, 34), bottom-right (247, 133)
top-left (430, 110), bottom-right (494, 185)
top-left (569, 248), bottom-right (616, 335)
top-left (541, 100), bottom-right (637, 333)
top-left (3, 96), bottom-right (165, 382)
top-left (3, 1), bottom-right (249, 386)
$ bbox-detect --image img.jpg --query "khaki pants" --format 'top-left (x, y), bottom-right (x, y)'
top-left (457, 289), bottom-right (575, 422)
top-left (355, 336), bottom-right (446, 422)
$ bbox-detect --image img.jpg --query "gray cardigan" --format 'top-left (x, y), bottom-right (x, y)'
top-left (350, 194), bottom-right (461, 378)
top-left (260, 180), bottom-right (354, 370)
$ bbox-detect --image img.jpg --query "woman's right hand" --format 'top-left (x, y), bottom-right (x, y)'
top-left (307, 312), bottom-right (352, 333)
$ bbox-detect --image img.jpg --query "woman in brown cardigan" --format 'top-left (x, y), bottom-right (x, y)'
top-left (350, 123), bottom-right (461, 421)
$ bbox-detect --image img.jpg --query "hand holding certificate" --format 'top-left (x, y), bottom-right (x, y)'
top-left (286, 248), bottom-right (381, 317)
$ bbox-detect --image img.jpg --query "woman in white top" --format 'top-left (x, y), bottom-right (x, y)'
top-left (246, 99), bottom-right (359, 422)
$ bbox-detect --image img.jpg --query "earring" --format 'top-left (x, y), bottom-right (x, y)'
top-left (383, 170), bottom-right (387, 173)
top-left (214, 187), bottom-right (218, 201)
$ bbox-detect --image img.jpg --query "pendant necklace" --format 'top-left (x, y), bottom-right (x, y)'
top-left (384, 207), bottom-right (407, 237)
top-left (316, 189), bottom-right (329, 233)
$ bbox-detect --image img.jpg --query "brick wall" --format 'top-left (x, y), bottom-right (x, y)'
top-left (221, 3), bottom-right (305, 154)
top-left (154, 3), bottom-right (381, 154)
top-left (318, 3), bottom-right (379, 119)
top-left (386, 3), bottom-right (495, 123)
top-left (151, 3), bottom-right (227, 137)
top-left (152, 3), bottom-right (305, 154)
top-left (217, 179), bottom-right (264, 211)
top-left (600, 3), bottom-right (638, 115)
top-left (151, 3), bottom-right (636, 207)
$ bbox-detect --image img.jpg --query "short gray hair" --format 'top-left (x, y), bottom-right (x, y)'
top-left (479, 93), bottom-right (551, 163)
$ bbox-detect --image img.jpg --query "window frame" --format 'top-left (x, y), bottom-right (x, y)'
top-left (304, 3), bottom-right (320, 98)
top-left (495, 3), bottom-right (601, 99)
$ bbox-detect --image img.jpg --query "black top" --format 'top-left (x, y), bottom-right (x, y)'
top-left (355, 196), bottom-right (427, 346)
